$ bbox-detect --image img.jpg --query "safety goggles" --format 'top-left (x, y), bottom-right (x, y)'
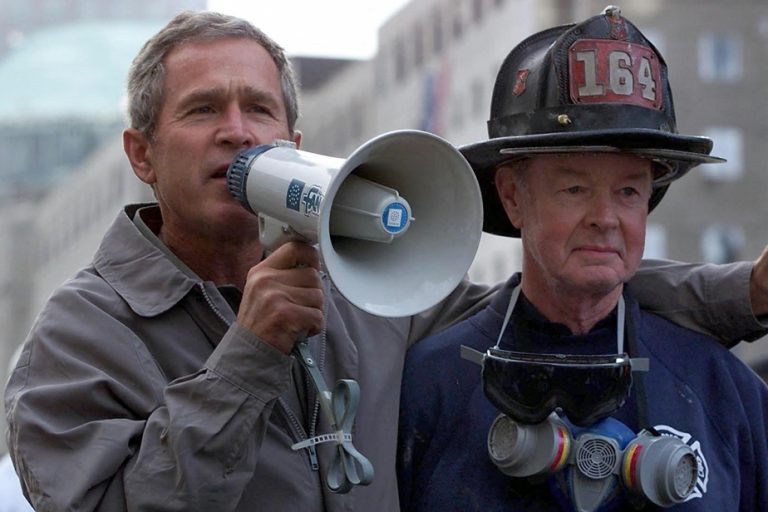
top-left (482, 348), bottom-right (632, 427)
top-left (461, 285), bottom-right (648, 427)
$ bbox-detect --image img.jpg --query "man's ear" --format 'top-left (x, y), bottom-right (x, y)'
top-left (123, 128), bottom-right (156, 185)
top-left (495, 166), bottom-right (524, 230)
top-left (292, 129), bottom-right (302, 150)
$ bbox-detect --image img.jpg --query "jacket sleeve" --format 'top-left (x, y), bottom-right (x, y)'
top-left (412, 260), bottom-right (768, 348)
top-left (632, 259), bottom-right (767, 347)
top-left (406, 276), bottom-right (500, 345)
top-left (4, 286), bottom-right (292, 512)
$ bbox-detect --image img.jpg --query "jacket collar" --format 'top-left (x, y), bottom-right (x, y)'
top-left (93, 204), bottom-right (199, 317)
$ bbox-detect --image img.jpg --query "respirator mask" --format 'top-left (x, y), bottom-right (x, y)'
top-left (487, 412), bottom-right (699, 511)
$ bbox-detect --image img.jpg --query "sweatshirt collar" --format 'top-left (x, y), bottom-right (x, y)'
top-left (486, 274), bottom-right (637, 355)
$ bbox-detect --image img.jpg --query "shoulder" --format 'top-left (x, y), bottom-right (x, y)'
top-left (639, 310), bottom-right (746, 372)
top-left (405, 306), bottom-right (496, 372)
top-left (22, 267), bottom-right (143, 362)
top-left (401, 305), bottom-right (498, 419)
top-left (35, 265), bottom-right (133, 336)
top-left (638, 309), bottom-right (768, 420)
top-left (405, 275), bottom-right (518, 366)
top-left (399, 308), bottom-right (496, 456)
top-left (18, 259), bottom-right (167, 394)
top-left (638, 310), bottom-right (754, 384)
top-left (403, 277), bottom-right (518, 394)
top-left (8, 266), bottom-right (167, 426)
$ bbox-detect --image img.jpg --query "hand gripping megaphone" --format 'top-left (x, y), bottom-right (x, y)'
top-left (226, 129), bottom-right (483, 318)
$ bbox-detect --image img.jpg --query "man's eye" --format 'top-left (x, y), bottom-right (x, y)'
top-left (190, 105), bottom-right (214, 115)
top-left (248, 104), bottom-right (272, 115)
top-left (620, 187), bottom-right (639, 197)
top-left (564, 186), bottom-right (584, 194)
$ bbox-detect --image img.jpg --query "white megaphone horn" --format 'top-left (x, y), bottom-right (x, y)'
top-left (227, 129), bottom-right (483, 318)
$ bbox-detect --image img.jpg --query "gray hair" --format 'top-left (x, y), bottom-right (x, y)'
top-left (126, 10), bottom-right (300, 139)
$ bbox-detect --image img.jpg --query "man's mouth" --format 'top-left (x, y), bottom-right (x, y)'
top-left (574, 245), bottom-right (620, 257)
top-left (212, 164), bottom-right (230, 179)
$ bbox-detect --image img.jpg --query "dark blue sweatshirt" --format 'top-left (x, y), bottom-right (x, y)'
top-left (398, 276), bottom-right (768, 511)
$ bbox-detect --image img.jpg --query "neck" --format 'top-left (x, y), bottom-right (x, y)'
top-left (159, 224), bottom-right (263, 290)
top-left (520, 274), bottom-right (622, 335)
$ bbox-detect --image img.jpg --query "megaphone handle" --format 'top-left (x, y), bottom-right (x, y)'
top-left (259, 213), bottom-right (308, 251)
top-left (293, 338), bottom-right (374, 493)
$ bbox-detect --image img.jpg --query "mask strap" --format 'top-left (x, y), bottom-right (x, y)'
top-left (617, 294), bottom-right (625, 354)
top-left (623, 291), bottom-right (651, 430)
top-left (493, 284), bottom-right (521, 350)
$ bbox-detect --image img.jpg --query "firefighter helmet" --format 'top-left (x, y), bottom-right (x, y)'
top-left (460, 6), bottom-right (724, 237)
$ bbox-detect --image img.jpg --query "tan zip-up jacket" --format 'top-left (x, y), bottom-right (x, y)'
top-left (5, 204), bottom-right (762, 511)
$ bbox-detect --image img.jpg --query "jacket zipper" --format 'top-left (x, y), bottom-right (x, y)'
top-left (198, 283), bottom-right (231, 326)
top-left (295, 323), bottom-right (327, 473)
top-left (306, 327), bottom-right (325, 453)
top-left (278, 396), bottom-right (320, 471)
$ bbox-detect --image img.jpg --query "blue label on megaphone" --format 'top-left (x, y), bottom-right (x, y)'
top-left (286, 179), bottom-right (305, 211)
top-left (382, 203), bottom-right (409, 233)
top-left (286, 179), bottom-right (324, 218)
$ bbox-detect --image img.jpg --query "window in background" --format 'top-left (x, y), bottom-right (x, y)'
top-left (701, 224), bottom-right (745, 263)
top-left (699, 33), bottom-right (743, 83)
top-left (700, 126), bottom-right (743, 182)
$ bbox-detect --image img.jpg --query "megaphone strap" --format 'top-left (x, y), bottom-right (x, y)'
top-left (291, 431), bottom-right (353, 450)
top-left (293, 340), bottom-right (374, 493)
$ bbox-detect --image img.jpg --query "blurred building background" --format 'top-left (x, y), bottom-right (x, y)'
top-left (0, 0), bottom-right (766, 461)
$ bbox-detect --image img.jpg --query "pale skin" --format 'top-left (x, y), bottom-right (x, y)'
top-left (123, 37), bottom-right (323, 354)
top-left (496, 153), bottom-right (653, 334)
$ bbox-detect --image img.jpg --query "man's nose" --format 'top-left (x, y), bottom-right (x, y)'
top-left (215, 106), bottom-right (254, 148)
top-left (586, 192), bottom-right (620, 230)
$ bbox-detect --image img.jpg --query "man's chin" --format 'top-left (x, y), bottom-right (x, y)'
top-left (563, 267), bottom-right (627, 295)
top-left (208, 203), bottom-right (260, 235)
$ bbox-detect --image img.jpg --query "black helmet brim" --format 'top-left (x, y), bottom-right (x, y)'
top-left (460, 129), bottom-right (724, 237)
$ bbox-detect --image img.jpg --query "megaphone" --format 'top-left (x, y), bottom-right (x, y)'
top-left (227, 129), bottom-right (483, 317)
